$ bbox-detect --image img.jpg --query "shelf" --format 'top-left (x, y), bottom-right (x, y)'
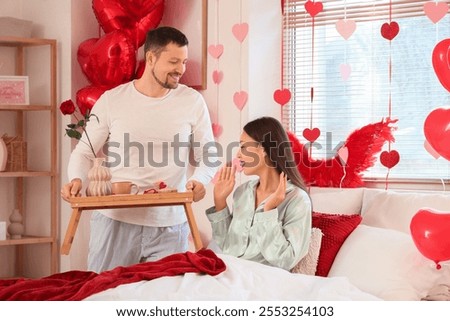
top-left (0, 104), bottom-right (52, 111)
top-left (0, 36), bottom-right (56, 47)
top-left (0, 235), bottom-right (54, 246)
top-left (0, 171), bottom-right (54, 178)
top-left (0, 36), bottom-right (58, 278)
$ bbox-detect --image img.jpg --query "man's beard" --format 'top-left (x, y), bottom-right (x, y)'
top-left (152, 69), bottom-right (179, 89)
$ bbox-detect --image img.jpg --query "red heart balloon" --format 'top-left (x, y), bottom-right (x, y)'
top-left (410, 208), bottom-right (450, 269)
top-left (380, 21), bottom-right (400, 40)
top-left (423, 107), bottom-right (450, 161)
top-left (380, 150), bottom-right (400, 168)
top-left (92, 0), bottom-right (164, 47)
top-left (432, 39), bottom-right (450, 93)
top-left (77, 30), bottom-right (136, 89)
top-left (76, 85), bottom-right (105, 116)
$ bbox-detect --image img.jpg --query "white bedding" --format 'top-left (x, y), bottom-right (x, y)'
top-left (85, 253), bottom-right (380, 301)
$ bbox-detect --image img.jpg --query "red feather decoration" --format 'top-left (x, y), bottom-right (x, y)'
top-left (288, 119), bottom-right (397, 187)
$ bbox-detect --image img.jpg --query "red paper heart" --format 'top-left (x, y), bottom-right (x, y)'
top-left (303, 127), bottom-right (321, 143)
top-left (208, 44), bottom-right (224, 59)
top-left (304, 0), bottom-right (323, 18)
top-left (380, 150), bottom-right (400, 168)
top-left (432, 39), bottom-right (450, 93)
top-left (424, 107), bottom-right (450, 161)
top-left (273, 88), bottom-right (291, 105)
top-left (380, 21), bottom-right (400, 40)
top-left (92, 0), bottom-right (164, 47)
top-left (77, 31), bottom-right (136, 89)
top-left (410, 208), bottom-right (450, 269)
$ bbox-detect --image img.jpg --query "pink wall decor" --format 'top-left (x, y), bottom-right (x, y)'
top-left (212, 123), bottom-right (223, 138)
top-left (232, 23), bottom-right (249, 42)
top-left (208, 44), bottom-right (224, 59)
top-left (212, 70), bottom-right (223, 84)
top-left (233, 91), bottom-right (248, 111)
top-left (339, 63), bottom-right (351, 81)
top-left (336, 19), bottom-right (356, 40)
top-left (423, 1), bottom-right (449, 24)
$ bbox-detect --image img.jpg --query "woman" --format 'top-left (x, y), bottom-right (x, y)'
top-left (206, 117), bottom-right (312, 271)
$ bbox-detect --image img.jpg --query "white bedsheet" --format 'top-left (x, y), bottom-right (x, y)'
top-left (85, 254), bottom-right (380, 301)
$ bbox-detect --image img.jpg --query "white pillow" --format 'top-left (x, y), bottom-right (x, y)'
top-left (361, 189), bottom-right (450, 234)
top-left (291, 228), bottom-right (323, 275)
top-left (309, 187), bottom-right (364, 214)
top-left (328, 224), bottom-right (450, 300)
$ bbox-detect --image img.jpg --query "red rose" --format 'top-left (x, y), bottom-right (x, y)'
top-left (60, 99), bottom-right (76, 115)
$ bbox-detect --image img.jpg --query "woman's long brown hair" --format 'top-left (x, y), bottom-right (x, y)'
top-left (243, 117), bottom-right (307, 191)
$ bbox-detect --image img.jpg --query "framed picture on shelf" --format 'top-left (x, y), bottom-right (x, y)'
top-left (0, 75), bottom-right (29, 105)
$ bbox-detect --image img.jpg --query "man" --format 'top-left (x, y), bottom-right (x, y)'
top-left (61, 26), bottom-right (218, 272)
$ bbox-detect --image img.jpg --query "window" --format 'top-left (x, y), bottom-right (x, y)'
top-left (283, 0), bottom-right (450, 180)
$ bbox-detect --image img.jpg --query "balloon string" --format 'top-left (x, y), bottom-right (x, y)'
top-left (384, 169), bottom-right (390, 190)
top-left (339, 165), bottom-right (347, 189)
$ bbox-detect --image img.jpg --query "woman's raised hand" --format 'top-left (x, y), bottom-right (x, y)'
top-left (213, 165), bottom-right (236, 211)
top-left (264, 172), bottom-right (287, 212)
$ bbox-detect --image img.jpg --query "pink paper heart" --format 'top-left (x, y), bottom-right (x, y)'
top-left (232, 23), bottom-right (249, 42)
top-left (212, 123), bottom-right (223, 138)
top-left (304, 0), bottom-right (323, 18)
top-left (424, 140), bottom-right (440, 159)
top-left (340, 63), bottom-right (351, 81)
top-left (273, 88), bottom-right (291, 105)
top-left (336, 19), bottom-right (356, 40)
top-left (424, 1), bottom-right (449, 24)
top-left (337, 146), bottom-right (349, 165)
top-left (303, 127), bottom-right (321, 143)
top-left (208, 44), bottom-right (224, 59)
top-left (212, 70), bottom-right (223, 84)
top-left (233, 91), bottom-right (248, 110)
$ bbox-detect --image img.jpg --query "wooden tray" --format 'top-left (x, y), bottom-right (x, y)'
top-left (61, 192), bottom-right (202, 255)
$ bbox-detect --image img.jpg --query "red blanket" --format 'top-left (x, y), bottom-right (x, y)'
top-left (0, 249), bottom-right (225, 301)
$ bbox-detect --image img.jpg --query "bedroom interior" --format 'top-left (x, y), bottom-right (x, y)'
top-left (0, 0), bottom-right (449, 310)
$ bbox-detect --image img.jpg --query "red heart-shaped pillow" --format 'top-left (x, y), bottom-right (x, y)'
top-left (77, 30), bottom-right (136, 89)
top-left (92, 0), bottom-right (164, 47)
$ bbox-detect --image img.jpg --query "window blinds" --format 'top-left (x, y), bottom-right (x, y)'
top-left (282, 0), bottom-right (450, 180)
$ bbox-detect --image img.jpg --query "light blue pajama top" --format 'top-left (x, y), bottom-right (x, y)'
top-left (206, 179), bottom-right (312, 271)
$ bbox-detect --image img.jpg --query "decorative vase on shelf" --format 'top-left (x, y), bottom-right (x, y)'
top-left (0, 136), bottom-right (7, 172)
top-left (86, 157), bottom-right (112, 197)
top-left (7, 208), bottom-right (24, 239)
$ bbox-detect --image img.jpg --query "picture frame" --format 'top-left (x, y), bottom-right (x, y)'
top-left (160, 0), bottom-right (208, 90)
top-left (0, 75), bottom-right (29, 105)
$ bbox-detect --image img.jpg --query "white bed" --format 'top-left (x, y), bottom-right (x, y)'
top-left (85, 252), bottom-right (380, 301)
